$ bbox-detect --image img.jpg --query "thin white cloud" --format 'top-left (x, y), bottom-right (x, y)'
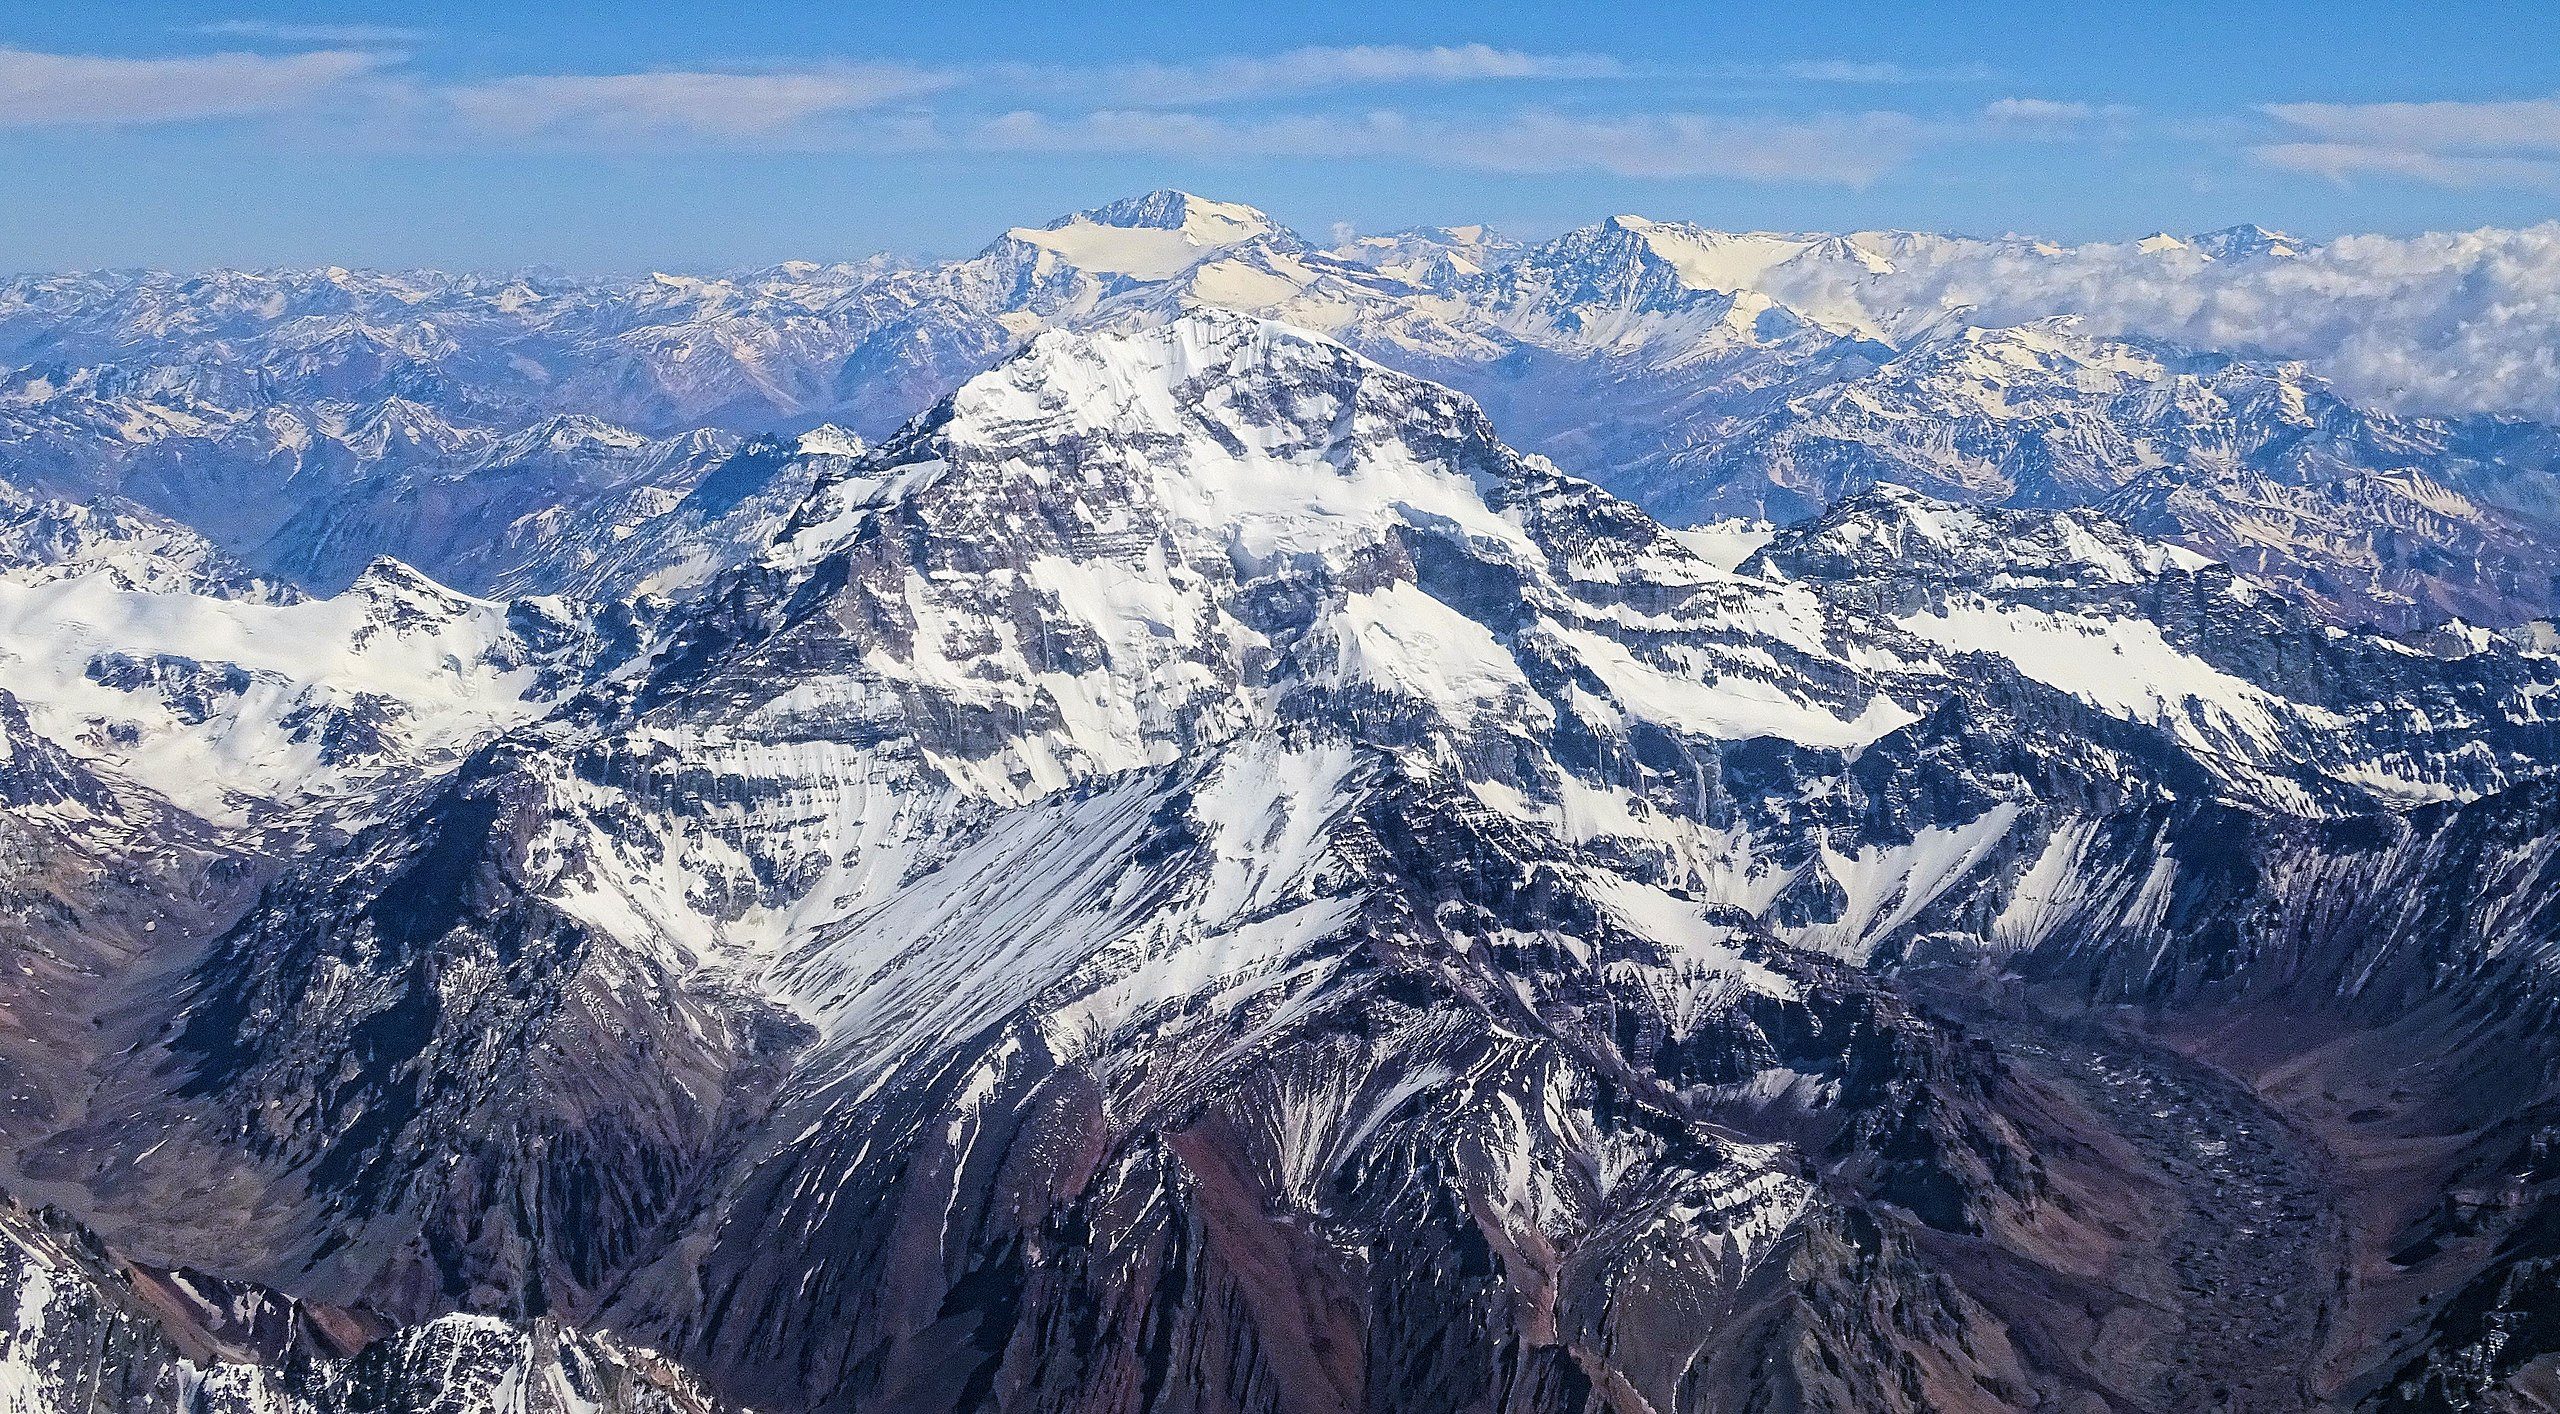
top-left (445, 65), bottom-right (960, 140)
top-left (2263, 95), bottom-right (2560, 154)
top-left (192, 20), bottom-right (431, 45)
top-left (1985, 97), bottom-right (2089, 123)
top-left (1776, 59), bottom-right (1993, 84)
top-left (0, 36), bottom-right (1899, 186)
top-left (0, 45), bottom-right (384, 127)
top-left (2255, 96), bottom-right (2560, 192)
top-left (2257, 142), bottom-right (2560, 194)
top-left (1020, 44), bottom-right (1626, 105)
top-left (1983, 97), bottom-right (2138, 136)
top-left (967, 107), bottom-right (1917, 184)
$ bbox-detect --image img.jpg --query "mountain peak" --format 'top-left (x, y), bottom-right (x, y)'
top-left (345, 554), bottom-right (479, 610)
top-left (2188, 223), bottom-right (2307, 259)
top-left (925, 309), bottom-right (1421, 466)
top-left (998, 192), bottom-right (1295, 281)
top-left (1327, 224), bottom-right (1520, 280)
top-left (771, 310), bottom-right (1516, 586)
top-left (486, 413), bottom-right (649, 456)
top-left (1060, 189), bottom-right (1274, 236)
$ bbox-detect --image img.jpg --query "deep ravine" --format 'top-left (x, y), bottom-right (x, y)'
top-left (1920, 979), bottom-right (2355, 1413)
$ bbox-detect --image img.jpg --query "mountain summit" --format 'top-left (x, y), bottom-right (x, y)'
top-left (997, 188), bottom-right (1296, 279)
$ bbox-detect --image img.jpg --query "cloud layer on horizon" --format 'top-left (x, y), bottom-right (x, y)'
top-left (10, 35), bottom-right (2560, 205)
top-left (0, 39), bottom-right (1975, 187)
top-left (1752, 221), bottom-right (2560, 419)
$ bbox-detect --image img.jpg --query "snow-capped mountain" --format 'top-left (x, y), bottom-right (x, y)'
top-left (10, 312), bottom-right (2560, 1411)
top-left (14, 175), bottom-right (2560, 1412)
top-left (0, 1187), bottom-right (725, 1414)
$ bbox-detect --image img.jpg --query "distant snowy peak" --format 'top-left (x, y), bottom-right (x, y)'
top-left (1000, 189), bottom-right (1299, 281)
top-left (2185, 223), bottom-right (2311, 260)
top-left (479, 412), bottom-right (655, 459)
top-left (1607, 215), bottom-right (1898, 291)
top-left (1478, 217), bottom-right (1903, 347)
top-left (1070, 188), bottom-right (1278, 238)
top-left (2136, 228), bottom-right (2310, 260)
top-left (1329, 223), bottom-right (1523, 282)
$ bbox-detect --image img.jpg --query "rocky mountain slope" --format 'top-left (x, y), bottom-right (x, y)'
top-left (6, 312), bottom-right (2560, 1410)
top-left (0, 1185), bottom-right (727, 1414)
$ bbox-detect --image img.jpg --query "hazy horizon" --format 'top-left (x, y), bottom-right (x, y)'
top-left (4, 1), bottom-right (2556, 271)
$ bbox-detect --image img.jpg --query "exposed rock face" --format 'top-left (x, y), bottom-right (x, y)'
top-left (0, 1185), bottom-right (728, 1414)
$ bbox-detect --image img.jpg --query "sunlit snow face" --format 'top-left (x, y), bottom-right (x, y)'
top-left (0, 563), bottom-right (557, 823)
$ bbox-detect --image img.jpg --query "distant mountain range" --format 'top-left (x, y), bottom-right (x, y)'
top-left (6, 190), bottom-right (2558, 626)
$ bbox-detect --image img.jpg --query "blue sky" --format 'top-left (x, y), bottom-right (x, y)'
top-left (3, 0), bottom-right (2556, 271)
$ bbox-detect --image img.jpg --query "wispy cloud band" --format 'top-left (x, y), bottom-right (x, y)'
top-left (1010, 44), bottom-right (1627, 106)
top-left (0, 44), bottom-right (383, 127)
top-left (445, 65), bottom-right (959, 139)
top-left (0, 39), bottom-right (1928, 184)
top-left (1776, 59), bottom-right (1994, 85)
top-left (967, 107), bottom-right (1914, 183)
top-left (2256, 95), bottom-right (2560, 192)
top-left (191, 20), bottom-right (432, 46)
top-left (0, 38), bottom-right (2211, 190)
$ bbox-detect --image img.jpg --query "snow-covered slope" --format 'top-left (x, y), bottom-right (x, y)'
top-left (0, 551), bottom-right (596, 822)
